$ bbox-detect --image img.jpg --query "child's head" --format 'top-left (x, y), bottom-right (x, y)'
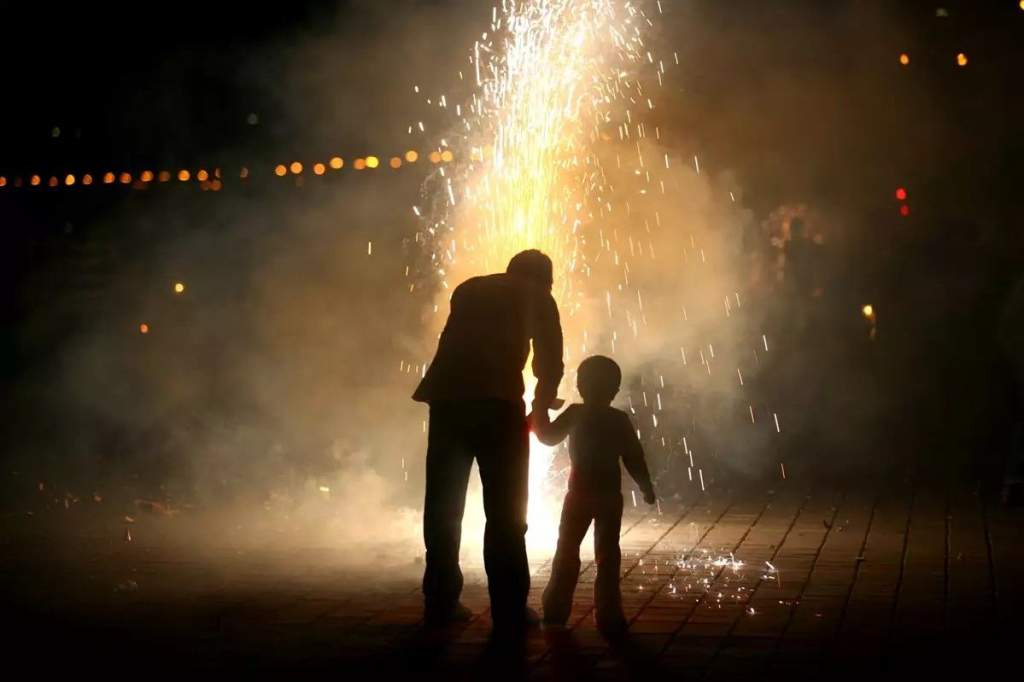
top-left (577, 355), bottom-right (622, 405)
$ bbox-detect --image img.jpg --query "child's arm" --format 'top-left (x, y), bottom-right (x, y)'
top-left (619, 412), bottom-right (656, 504)
top-left (530, 404), bottom-right (580, 446)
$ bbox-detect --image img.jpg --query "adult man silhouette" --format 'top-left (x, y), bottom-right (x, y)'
top-left (413, 249), bottom-right (563, 631)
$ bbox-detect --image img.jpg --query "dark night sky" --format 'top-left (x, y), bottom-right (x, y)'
top-left (0, 1), bottom-right (337, 168)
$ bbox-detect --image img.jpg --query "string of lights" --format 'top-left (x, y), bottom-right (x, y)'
top-left (897, 50), bottom-right (971, 67)
top-left (0, 149), bottom-right (453, 192)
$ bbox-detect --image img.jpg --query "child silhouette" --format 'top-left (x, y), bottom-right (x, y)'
top-left (531, 355), bottom-right (656, 635)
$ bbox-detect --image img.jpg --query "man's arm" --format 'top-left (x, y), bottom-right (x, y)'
top-left (531, 404), bottom-right (579, 446)
top-left (530, 290), bottom-right (564, 414)
top-left (620, 413), bottom-right (656, 503)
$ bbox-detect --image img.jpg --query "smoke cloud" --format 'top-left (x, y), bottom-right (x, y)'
top-left (4, 1), bottom-right (910, 572)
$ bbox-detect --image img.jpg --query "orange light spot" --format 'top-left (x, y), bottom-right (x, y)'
top-left (103, 172), bottom-right (115, 184)
top-left (139, 323), bottom-right (149, 334)
top-left (174, 282), bottom-right (185, 294)
top-left (64, 174), bottom-right (76, 186)
top-left (210, 179), bottom-right (223, 191)
top-left (313, 163), bottom-right (326, 175)
top-left (389, 157), bottom-right (402, 169)
top-left (48, 176), bottom-right (59, 187)
top-left (119, 172), bottom-right (132, 184)
top-left (274, 164), bottom-right (287, 177)
top-left (440, 150), bottom-right (454, 163)
top-left (899, 53), bottom-right (910, 66)
top-left (240, 167), bottom-right (249, 179)
top-left (177, 170), bottom-right (190, 182)
top-left (365, 156), bottom-right (380, 169)
top-left (30, 175), bottom-right (41, 186)
top-left (329, 156), bottom-right (343, 170)
top-left (82, 174), bottom-right (93, 185)
top-left (0, 176), bottom-right (7, 187)
top-left (197, 169), bottom-right (209, 182)
top-left (140, 170), bottom-right (154, 182)
top-left (956, 52), bottom-right (968, 67)
top-left (405, 150), bottom-right (419, 163)
top-left (290, 161), bottom-right (303, 174)
top-left (158, 171), bottom-right (170, 182)
top-left (429, 151), bottom-right (442, 164)
top-left (353, 158), bottom-right (366, 170)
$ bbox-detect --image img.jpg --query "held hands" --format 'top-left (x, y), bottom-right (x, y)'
top-left (528, 396), bottom-right (563, 431)
top-left (530, 401), bottom-right (564, 423)
top-left (527, 409), bottom-right (550, 432)
top-left (531, 393), bottom-right (564, 415)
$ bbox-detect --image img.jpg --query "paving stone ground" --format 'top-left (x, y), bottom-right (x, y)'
top-left (4, 482), bottom-right (1022, 679)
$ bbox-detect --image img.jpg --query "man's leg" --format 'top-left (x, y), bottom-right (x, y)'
top-left (593, 494), bottom-right (626, 631)
top-left (475, 400), bottom-right (531, 628)
top-left (541, 490), bottom-right (592, 626)
top-left (422, 402), bottom-right (474, 620)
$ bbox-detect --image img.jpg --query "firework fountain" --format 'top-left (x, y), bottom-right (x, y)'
top-left (407, 0), bottom-right (775, 561)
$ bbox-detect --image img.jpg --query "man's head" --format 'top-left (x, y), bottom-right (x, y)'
top-left (577, 355), bottom-right (621, 406)
top-left (506, 249), bottom-right (553, 290)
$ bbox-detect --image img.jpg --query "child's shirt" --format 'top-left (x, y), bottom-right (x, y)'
top-left (535, 404), bottom-right (655, 498)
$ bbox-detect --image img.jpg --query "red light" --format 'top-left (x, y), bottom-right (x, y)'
top-left (899, 204), bottom-right (910, 217)
top-left (895, 187), bottom-right (907, 201)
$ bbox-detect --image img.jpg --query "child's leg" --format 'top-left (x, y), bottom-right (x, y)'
top-left (593, 494), bottom-right (625, 630)
top-left (542, 490), bottom-right (592, 625)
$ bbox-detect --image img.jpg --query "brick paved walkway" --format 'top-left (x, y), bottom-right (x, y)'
top-left (4, 483), bottom-right (1023, 679)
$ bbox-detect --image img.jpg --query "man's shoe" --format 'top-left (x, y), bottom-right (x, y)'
top-left (597, 616), bottom-right (629, 639)
top-left (542, 615), bottom-right (568, 629)
top-left (425, 602), bottom-right (474, 627)
top-left (492, 606), bottom-right (541, 636)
